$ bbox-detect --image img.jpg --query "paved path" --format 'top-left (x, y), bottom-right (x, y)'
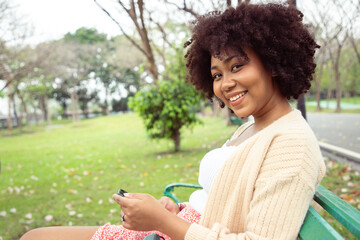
top-left (307, 113), bottom-right (360, 153)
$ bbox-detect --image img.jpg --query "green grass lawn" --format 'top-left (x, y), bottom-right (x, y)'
top-left (0, 113), bottom-right (359, 240)
top-left (0, 113), bottom-right (236, 239)
top-left (305, 97), bottom-right (360, 113)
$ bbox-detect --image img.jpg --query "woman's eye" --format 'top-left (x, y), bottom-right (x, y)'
top-left (212, 73), bottom-right (222, 80)
top-left (232, 64), bottom-right (242, 71)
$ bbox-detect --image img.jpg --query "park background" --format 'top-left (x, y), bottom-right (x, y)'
top-left (0, 0), bottom-right (360, 239)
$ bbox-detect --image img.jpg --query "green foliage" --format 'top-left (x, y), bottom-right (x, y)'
top-left (64, 27), bottom-right (107, 44)
top-left (128, 79), bottom-right (202, 150)
top-left (342, 54), bottom-right (360, 94)
top-left (129, 46), bottom-right (203, 151)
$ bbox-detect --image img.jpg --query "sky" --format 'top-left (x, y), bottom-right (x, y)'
top-left (2, 0), bottom-right (123, 115)
top-left (12, 0), bottom-right (124, 44)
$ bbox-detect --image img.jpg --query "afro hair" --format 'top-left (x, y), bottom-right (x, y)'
top-left (184, 3), bottom-right (319, 100)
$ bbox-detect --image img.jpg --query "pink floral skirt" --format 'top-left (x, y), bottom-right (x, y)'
top-left (91, 207), bottom-right (201, 240)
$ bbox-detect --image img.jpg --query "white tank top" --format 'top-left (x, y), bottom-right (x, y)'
top-left (189, 141), bottom-right (237, 214)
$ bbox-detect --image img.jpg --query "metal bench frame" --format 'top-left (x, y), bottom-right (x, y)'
top-left (163, 183), bottom-right (360, 239)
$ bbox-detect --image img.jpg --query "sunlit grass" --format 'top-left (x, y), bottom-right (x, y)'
top-left (0, 113), bottom-right (359, 239)
top-left (0, 113), bottom-right (236, 240)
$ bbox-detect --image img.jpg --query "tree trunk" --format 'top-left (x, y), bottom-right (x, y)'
top-left (172, 128), bottom-right (181, 152)
top-left (212, 100), bottom-right (220, 117)
top-left (61, 102), bottom-right (68, 119)
top-left (326, 62), bottom-right (333, 109)
top-left (297, 94), bottom-right (307, 120)
top-left (71, 91), bottom-right (76, 122)
top-left (83, 100), bottom-right (89, 119)
top-left (333, 48), bottom-right (342, 113)
top-left (18, 111), bottom-right (23, 132)
top-left (75, 93), bottom-right (80, 121)
top-left (200, 102), bottom-right (206, 116)
top-left (16, 92), bottom-right (23, 132)
top-left (44, 94), bottom-right (52, 125)
top-left (335, 66), bottom-right (341, 113)
top-left (226, 108), bottom-right (232, 126)
top-left (147, 54), bottom-right (158, 83)
top-left (7, 84), bottom-right (13, 132)
top-left (349, 37), bottom-right (360, 65)
top-left (139, 21), bottom-right (158, 82)
top-left (18, 91), bottom-right (31, 129)
top-left (12, 94), bottom-right (20, 128)
top-left (38, 96), bottom-right (46, 124)
top-left (315, 55), bottom-right (325, 112)
top-left (104, 88), bottom-right (109, 115)
top-left (24, 101), bottom-right (31, 129)
top-left (30, 100), bottom-right (39, 126)
top-left (314, 70), bottom-right (321, 111)
top-left (326, 86), bottom-right (332, 109)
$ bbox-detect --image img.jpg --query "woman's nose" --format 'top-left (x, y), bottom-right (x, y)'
top-left (221, 73), bottom-right (236, 91)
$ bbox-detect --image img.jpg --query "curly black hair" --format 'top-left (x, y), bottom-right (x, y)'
top-left (184, 3), bottom-right (319, 100)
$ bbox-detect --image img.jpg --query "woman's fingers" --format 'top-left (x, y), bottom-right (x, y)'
top-left (158, 196), bottom-right (179, 215)
top-left (112, 193), bottom-right (168, 231)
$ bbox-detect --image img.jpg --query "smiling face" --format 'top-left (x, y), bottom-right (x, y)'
top-left (211, 48), bottom-right (286, 119)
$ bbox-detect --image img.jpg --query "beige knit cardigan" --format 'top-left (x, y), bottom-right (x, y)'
top-left (185, 109), bottom-right (326, 240)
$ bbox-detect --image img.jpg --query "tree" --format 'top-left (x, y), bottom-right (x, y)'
top-left (94, 0), bottom-right (160, 83)
top-left (64, 27), bottom-right (107, 44)
top-left (0, 44), bottom-right (35, 131)
top-left (59, 38), bottom-right (99, 121)
top-left (94, 62), bottom-right (119, 115)
top-left (77, 85), bottom-right (99, 118)
top-left (340, 43), bottom-right (360, 97)
top-left (301, 0), bottom-right (360, 112)
top-left (129, 79), bottom-right (202, 151)
top-left (52, 78), bottom-right (71, 119)
top-left (129, 48), bottom-right (202, 151)
top-left (109, 67), bottom-right (142, 113)
top-left (0, 0), bottom-right (32, 132)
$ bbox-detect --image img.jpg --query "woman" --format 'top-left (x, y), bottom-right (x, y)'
top-left (21, 2), bottom-right (325, 240)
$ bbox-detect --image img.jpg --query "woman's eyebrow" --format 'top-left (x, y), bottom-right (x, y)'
top-left (223, 55), bottom-right (239, 64)
top-left (211, 55), bottom-right (239, 70)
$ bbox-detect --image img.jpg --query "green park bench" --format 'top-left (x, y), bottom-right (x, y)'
top-left (162, 183), bottom-right (360, 240)
top-left (230, 116), bottom-right (244, 125)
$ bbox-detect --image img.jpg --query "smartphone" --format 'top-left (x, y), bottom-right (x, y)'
top-left (117, 188), bottom-right (128, 197)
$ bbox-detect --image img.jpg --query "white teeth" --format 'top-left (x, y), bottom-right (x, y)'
top-left (229, 92), bottom-right (246, 102)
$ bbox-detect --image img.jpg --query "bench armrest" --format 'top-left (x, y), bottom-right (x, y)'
top-left (163, 183), bottom-right (202, 203)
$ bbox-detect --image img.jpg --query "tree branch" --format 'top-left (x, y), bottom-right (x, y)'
top-left (93, 0), bottom-right (149, 58)
top-left (148, 12), bottom-right (171, 47)
top-left (349, 37), bottom-right (360, 65)
top-left (164, 0), bottom-right (199, 18)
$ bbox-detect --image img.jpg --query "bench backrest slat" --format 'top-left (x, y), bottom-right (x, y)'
top-left (299, 206), bottom-right (344, 240)
top-left (314, 185), bottom-right (360, 238)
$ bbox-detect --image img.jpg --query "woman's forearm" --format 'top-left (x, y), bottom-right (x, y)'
top-left (157, 210), bottom-right (191, 240)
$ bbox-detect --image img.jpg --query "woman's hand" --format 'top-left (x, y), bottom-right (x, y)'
top-left (158, 196), bottom-right (180, 215)
top-left (113, 193), bottom-right (170, 232)
top-left (113, 193), bottom-right (191, 240)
